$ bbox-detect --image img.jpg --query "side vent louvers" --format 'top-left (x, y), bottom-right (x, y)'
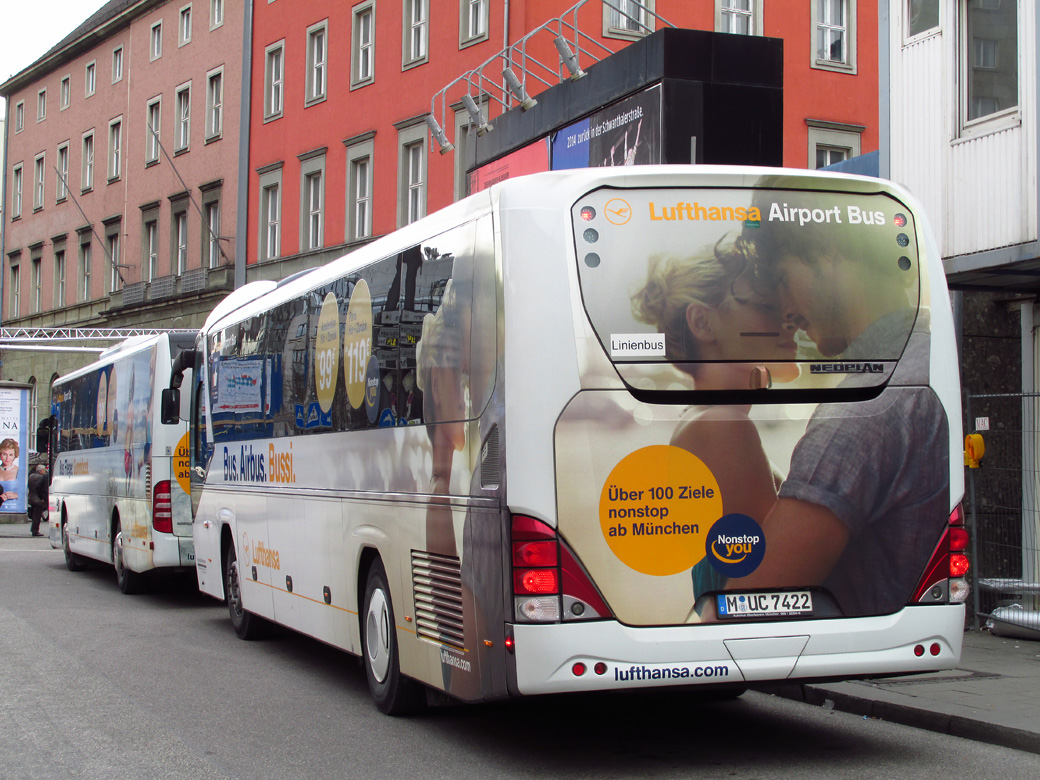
top-left (480, 425), bottom-right (500, 489)
top-left (411, 551), bottom-right (465, 650)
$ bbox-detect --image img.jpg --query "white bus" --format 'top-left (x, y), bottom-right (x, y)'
top-left (50, 333), bottom-right (196, 593)
top-left (170, 166), bottom-right (969, 714)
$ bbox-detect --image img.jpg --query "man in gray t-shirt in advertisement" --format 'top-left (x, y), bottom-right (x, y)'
top-left (722, 191), bottom-right (950, 617)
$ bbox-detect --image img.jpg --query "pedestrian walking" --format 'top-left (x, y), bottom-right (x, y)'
top-left (27, 464), bottom-right (48, 538)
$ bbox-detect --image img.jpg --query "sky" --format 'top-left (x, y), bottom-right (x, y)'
top-left (1, 0), bottom-right (104, 104)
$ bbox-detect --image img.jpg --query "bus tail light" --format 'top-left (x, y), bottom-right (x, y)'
top-left (511, 514), bottom-right (612, 623)
top-left (913, 505), bottom-right (970, 604)
top-left (153, 480), bottom-right (173, 534)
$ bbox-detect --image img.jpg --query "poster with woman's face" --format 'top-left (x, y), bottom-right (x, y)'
top-left (0, 387), bottom-right (30, 514)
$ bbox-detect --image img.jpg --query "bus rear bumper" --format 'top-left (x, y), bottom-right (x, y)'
top-left (150, 534), bottom-right (197, 570)
top-left (511, 605), bottom-right (965, 695)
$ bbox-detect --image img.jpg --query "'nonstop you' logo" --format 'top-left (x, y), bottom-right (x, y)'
top-left (705, 513), bottom-right (766, 578)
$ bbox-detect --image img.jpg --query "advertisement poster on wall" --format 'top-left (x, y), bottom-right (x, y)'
top-left (0, 384), bottom-right (30, 514)
top-left (550, 84), bottom-right (662, 170)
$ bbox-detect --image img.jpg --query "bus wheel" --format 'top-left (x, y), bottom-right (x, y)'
top-left (362, 560), bottom-right (426, 715)
top-left (62, 522), bottom-right (87, 572)
top-left (225, 544), bottom-right (268, 640)
top-left (113, 522), bottom-right (145, 594)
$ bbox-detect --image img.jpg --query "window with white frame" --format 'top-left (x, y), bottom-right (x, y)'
top-left (180, 4), bottom-right (193, 45)
top-left (82, 131), bottom-right (95, 191)
top-left (211, 0), bottom-right (224, 30)
top-left (112, 46), bottom-right (124, 82)
top-left (31, 257), bottom-right (42, 313)
top-left (604, 0), bottom-right (655, 40)
top-left (265, 42), bottom-right (285, 119)
top-left (717, 0), bottom-right (762, 35)
top-left (811, 0), bottom-right (858, 72)
top-left (299, 151), bottom-right (326, 251)
top-left (56, 143), bottom-right (69, 202)
top-left (10, 265), bottom-right (20, 319)
top-left (403, 0), bottom-right (428, 67)
top-left (109, 118), bottom-right (122, 180)
top-left (460, 0), bottom-right (489, 46)
top-left (79, 238), bottom-right (92, 301)
top-left (397, 124), bottom-right (426, 226)
top-left (33, 154), bottom-right (45, 210)
top-left (60, 75), bottom-right (70, 109)
top-left (206, 67), bottom-right (223, 139)
top-left (106, 230), bottom-right (121, 292)
top-left (175, 84), bottom-right (191, 151)
top-left (807, 121), bottom-right (863, 169)
top-left (352, 3), bottom-right (375, 87)
top-left (37, 88), bottom-right (47, 121)
top-left (11, 164), bottom-right (23, 219)
top-left (85, 61), bottom-right (96, 96)
top-left (258, 165), bottom-right (283, 261)
top-left (151, 20), bottom-right (163, 60)
top-left (173, 206), bottom-right (189, 274)
top-left (144, 216), bottom-right (159, 282)
top-left (307, 21), bottom-right (328, 103)
top-left (146, 97), bottom-right (162, 163)
top-left (963, 0), bottom-right (1018, 126)
top-left (15, 101), bottom-right (24, 133)
top-left (345, 135), bottom-right (374, 240)
top-left (55, 246), bottom-right (67, 307)
top-left (204, 199), bottom-right (222, 268)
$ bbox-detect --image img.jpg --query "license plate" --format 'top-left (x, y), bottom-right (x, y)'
top-left (716, 591), bottom-right (813, 619)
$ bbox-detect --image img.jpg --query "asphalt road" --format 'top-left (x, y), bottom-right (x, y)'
top-left (2, 533), bottom-right (1039, 780)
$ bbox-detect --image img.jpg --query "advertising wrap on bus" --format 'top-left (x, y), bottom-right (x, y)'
top-left (558, 181), bottom-right (948, 624)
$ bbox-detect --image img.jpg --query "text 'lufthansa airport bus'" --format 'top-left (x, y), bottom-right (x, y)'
top-left (51, 333), bottom-right (195, 592)
top-left (166, 166), bottom-right (969, 713)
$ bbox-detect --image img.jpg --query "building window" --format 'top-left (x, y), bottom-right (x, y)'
top-left (265, 42), bottom-right (285, 119)
top-left (11, 164), bottom-right (23, 219)
top-left (175, 84), bottom-right (191, 151)
top-left (346, 136), bottom-right (375, 240)
top-left (258, 166), bottom-right (282, 261)
top-left (811, 0), bottom-right (857, 72)
top-left (15, 101), bottom-right (24, 133)
top-left (180, 4), bottom-right (193, 46)
top-left (299, 152), bottom-right (326, 251)
top-left (807, 121), bottom-right (863, 169)
top-left (151, 21), bottom-right (163, 60)
top-left (32, 257), bottom-right (42, 313)
top-left (144, 218), bottom-right (159, 282)
top-left (173, 206), bottom-right (189, 274)
top-left (604, 0), bottom-right (655, 40)
top-left (307, 21), bottom-right (328, 104)
top-left (112, 46), bottom-right (124, 82)
top-left (211, 0), bottom-right (224, 30)
top-left (460, 0), bottom-right (488, 46)
top-left (403, 0), bottom-right (428, 67)
top-left (717, 0), bottom-right (762, 35)
top-left (82, 131), bottom-right (95, 191)
top-left (37, 88), bottom-right (47, 121)
top-left (108, 118), bottom-right (122, 180)
top-left (352, 3), bottom-right (375, 87)
top-left (55, 247), bottom-right (67, 308)
top-left (204, 199), bottom-right (222, 268)
top-left (56, 143), bottom-right (69, 202)
top-left (106, 231), bottom-right (121, 292)
top-left (79, 239), bottom-right (93, 302)
top-left (206, 67), bottom-right (223, 139)
top-left (962, 0), bottom-right (1018, 127)
top-left (907, 0), bottom-right (940, 39)
top-left (397, 124), bottom-right (426, 226)
top-left (146, 98), bottom-right (162, 164)
top-left (10, 265), bottom-right (20, 319)
top-left (33, 154), bottom-right (45, 210)
top-left (60, 75), bottom-right (71, 109)
top-left (85, 61), bottom-right (96, 96)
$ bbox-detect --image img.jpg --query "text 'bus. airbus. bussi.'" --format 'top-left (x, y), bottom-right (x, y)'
top-left (169, 166), bottom-right (969, 714)
top-left (51, 333), bottom-right (195, 592)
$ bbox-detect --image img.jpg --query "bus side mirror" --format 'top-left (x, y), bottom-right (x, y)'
top-left (161, 388), bottom-right (181, 425)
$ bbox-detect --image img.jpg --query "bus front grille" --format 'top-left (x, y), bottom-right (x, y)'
top-left (411, 551), bottom-right (465, 650)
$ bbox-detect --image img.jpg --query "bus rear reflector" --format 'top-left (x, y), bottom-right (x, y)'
top-left (153, 480), bottom-right (173, 534)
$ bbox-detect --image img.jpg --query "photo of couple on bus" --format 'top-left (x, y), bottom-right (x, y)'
top-left (627, 184), bottom-right (950, 619)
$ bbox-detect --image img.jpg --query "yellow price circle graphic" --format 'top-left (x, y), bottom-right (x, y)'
top-left (599, 445), bottom-right (721, 576)
top-left (344, 279), bottom-right (373, 410)
top-left (314, 292), bottom-right (341, 412)
top-left (174, 431), bottom-right (191, 495)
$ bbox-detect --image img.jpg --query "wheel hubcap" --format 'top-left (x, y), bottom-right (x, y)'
top-left (228, 560), bottom-right (243, 618)
top-left (114, 531), bottom-right (124, 579)
top-left (366, 588), bottom-right (391, 683)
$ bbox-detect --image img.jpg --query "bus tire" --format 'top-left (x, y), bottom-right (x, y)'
top-left (225, 544), bottom-right (269, 640)
top-left (113, 521), bottom-right (146, 594)
top-left (362, 560), bottom-right (426, 716)
top-left (62, 521), bottom-right (88, 572)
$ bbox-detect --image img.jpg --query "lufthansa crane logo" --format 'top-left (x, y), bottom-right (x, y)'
top-left (604, 198), bottom-right (633, 226)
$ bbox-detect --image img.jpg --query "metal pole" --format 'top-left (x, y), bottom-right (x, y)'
top-left (967, 392), bottom-right (981, 630)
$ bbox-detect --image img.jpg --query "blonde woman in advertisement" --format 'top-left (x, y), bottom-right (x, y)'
top-left (632, 237), bottom-right (799, 602)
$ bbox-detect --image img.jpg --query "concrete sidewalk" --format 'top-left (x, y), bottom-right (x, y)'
top-left (774, 629), bottom-right (1040, 754)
